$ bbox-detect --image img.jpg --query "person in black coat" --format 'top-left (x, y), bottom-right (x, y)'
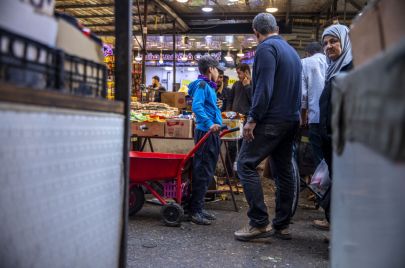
top-left (314, 24), bottom-right (354, 229)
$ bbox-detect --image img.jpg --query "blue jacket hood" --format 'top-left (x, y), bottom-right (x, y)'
top-left (188, 79), bottom-right (203, 97)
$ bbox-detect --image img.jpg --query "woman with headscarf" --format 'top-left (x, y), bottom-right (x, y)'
top-left (313, 24), bottom-right (353, 229)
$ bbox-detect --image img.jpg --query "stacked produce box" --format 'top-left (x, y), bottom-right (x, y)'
top-left (130, 102), bottom-right (193, 138)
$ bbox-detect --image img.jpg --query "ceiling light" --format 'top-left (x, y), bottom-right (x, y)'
top-left (159, 49), bottom-right (163, 64)
top-left (202, 6), bottom-right (213, 12)
top-left (134, 48), bottom-right (142, 62)
top-left (206, 35), bottom-right (212, 38)
top-left (189, 38), bottom-right (196, 41)
top-left (237, 49), bottom-right (244, 57)
top-left (181, 50), bottom-right (188, 61)
top-left (224, 49), bottom-right (233, 62)
top-left (228, 0), bottom-right (238, 2)
top-left (222, 41), bottom-right (228, 44)
top-left (164, 66), bottom-right (173, 71)
top-left (266, 7), bottom-right (278, 13)
top-left (229, 46), bottom-right (234, 49)
top-left (176, 0), bottom-right (188, 3)
top-left (187, 67), bottom-right (196, 72)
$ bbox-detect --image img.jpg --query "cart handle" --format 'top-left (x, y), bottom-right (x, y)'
top-left (182, 125), bottom-right (238, 162)
top-left (220, 127), bottom-right (240, 138)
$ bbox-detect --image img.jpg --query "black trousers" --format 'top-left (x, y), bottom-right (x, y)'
top-left (308, 123), bottom-right (324, 167)
top-left (237, 121), bottom-right (299, 230)
top-left (319, 131), bottom-right (333, 222)
top-left (190, 129), bottom-right (220, 214)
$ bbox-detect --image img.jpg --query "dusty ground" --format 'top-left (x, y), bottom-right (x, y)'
top-left (127, 177), bottom-right (329, 268)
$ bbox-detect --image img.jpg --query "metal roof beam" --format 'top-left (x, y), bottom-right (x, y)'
top-left (347, 0), bottom-right (363, 10)
top-left (56, 2), bottom-right (145, 9)
top-left (151, 0), bottom-right (189, 32)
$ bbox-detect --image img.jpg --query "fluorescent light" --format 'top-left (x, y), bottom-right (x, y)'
top-left (224, 55), bottom-right (233, 62)
top-left (266, 7), bottom-right (278, 13)
top-left (189, 38), bottom-right (196, 41)
top-left (202, 6), bottom-right (213, 12)
top-left (176, 0), bottom-right (188, 2)
top-left (237, 49), bottom-right (244, 57)
top-left (206, 35), bottom-right (212, 38)
top-left (187, 67), bottom-right (196, 71)
top-left (228, 0), bottom-right (238, 2)
top-left (135, 55), bottom-right (142, 61)
top-left (164, 67), bottom-right (173, 71)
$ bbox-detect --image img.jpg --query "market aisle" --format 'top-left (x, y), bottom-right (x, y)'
top-left (127, 182), bottom-right (329, 268)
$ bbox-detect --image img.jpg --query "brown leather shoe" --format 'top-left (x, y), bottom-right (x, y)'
top-left (234, 224), bottom-right (273, 241)
top-left (313, 219), bottom-right (330, 230)
top-left (272, 227), bottom-right (292, 240)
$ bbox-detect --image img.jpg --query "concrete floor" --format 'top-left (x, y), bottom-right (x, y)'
top-left (127, 181), bottom-right (329, 268)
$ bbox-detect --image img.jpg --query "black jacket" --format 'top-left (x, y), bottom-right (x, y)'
top-left (319, 61), bottom-right (353, 136)
top-left (226, 81), bottom-right (252, 115)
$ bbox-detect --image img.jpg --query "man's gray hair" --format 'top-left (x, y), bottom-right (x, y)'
top-left (252, 13), bottom-right (278, 35)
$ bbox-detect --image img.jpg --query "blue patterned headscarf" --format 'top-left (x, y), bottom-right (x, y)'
top-left (322, 24), bottom-right (353, 81)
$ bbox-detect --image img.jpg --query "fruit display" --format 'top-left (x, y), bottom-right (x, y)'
top-left (130, 102), bottom-right (180, 122)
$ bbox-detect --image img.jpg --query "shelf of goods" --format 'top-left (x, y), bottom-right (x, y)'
top-left (104, 54), bottom-right (142, 101)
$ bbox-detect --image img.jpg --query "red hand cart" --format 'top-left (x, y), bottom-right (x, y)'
top-left (129, 126), bottom-right (239, 226)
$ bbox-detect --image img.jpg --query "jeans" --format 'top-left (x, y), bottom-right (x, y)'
top-left (190, 129), bottom-right (220, 214)
top-left (237, 121), bottom-right (299, 230)
top-left (309, 123), bottom-right (324, 167)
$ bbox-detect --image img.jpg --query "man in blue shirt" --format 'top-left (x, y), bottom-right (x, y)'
top-left (301, 42), bottom-right (328, 167)
top-left (234, 13), bottom-right (302, 241)
top-left (188, 55), bottom-right (224, 225)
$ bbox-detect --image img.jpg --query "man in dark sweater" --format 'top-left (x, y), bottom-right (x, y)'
top-left (226, 63), bottom-right (252, 115)
top-left (234, 13), bottom-right (302, 241)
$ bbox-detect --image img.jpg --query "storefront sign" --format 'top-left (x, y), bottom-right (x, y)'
top-left (145, 51), bottom-right (222, 64)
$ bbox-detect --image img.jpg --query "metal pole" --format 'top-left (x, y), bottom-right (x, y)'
top-left (114, 0), bottom-right (132, 267)
top-left (172, 21), bottom-right (176, 92)
top-left (142, 1), bottom-right (148, 84)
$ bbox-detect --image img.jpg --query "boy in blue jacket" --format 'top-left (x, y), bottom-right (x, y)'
top-left (187, 55), bottom-right (224, 225)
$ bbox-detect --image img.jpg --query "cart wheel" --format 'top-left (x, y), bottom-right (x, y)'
top-left (160, 203), bottom-right (184, 227)
top-left (129, 186), bottom-right (145, 216)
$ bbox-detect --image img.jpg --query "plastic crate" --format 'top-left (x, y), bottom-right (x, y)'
top-left (0, 27), bottom-right (107, 97)
top-left (0, 27), bottom-right (61, 90)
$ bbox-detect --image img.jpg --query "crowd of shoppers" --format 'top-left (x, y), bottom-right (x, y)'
top-left (187, 13), bottom-right (354, 243)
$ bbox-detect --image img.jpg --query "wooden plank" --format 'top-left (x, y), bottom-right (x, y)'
top-left (0, 82), bottom-right (124, 114)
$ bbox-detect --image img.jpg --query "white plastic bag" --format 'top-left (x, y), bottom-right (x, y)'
top-left (310, 159), bottom-right (331, 197)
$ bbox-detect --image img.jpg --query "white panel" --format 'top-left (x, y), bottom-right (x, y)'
top-left (0, 103), bottom-right (125, 268)
top-left (331, 142), bottom-right (405, 268)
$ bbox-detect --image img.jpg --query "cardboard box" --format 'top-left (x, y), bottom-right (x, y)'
top-left (165, 119), bottom-right (193, 138)
top-left (0, 0), bottom-right (57, 47)
top-left (378, 0), bottom-right (405, 50)
top-left (20, 0), bottom-right (55, 16)
top-left (222, 119), bottom-right (243, 139)
top-left (161, 92), bottom-right (186, 109)
top-left (131, 122), bottom-right (165, 137)
top-left (350, 0), bottom-right (405, 68)
top-left (350, 7), bottom-right (384, 68)
top-left (56, 19), bottom-right (104, 64)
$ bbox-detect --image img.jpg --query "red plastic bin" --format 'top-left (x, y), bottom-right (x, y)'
top-left (129, 151), bottom-right (187, 182)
